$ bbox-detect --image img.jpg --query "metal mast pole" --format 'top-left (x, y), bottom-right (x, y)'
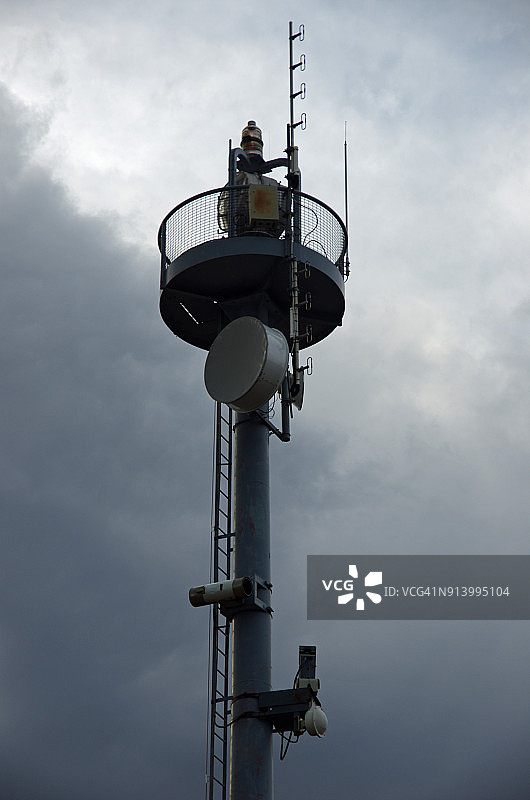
top-left (229, 401), bottom-right (273, 800)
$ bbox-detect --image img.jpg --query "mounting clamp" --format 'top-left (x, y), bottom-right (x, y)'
top-left (220, 574), bottom-right (273, 619)
top-left (257, 687), bottom-right (313, 733)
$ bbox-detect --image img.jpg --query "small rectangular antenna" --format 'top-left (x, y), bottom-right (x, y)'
top-left (299, 645), bottom-right (316, 679)
top-left (296, 645), bottom-right (319, 692)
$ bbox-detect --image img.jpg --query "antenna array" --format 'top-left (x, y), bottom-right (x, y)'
top-left (287, 21), bottom-right (309, 402)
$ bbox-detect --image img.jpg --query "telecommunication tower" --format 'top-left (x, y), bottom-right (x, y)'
top-left (158, 22), bottom-right (348, 800)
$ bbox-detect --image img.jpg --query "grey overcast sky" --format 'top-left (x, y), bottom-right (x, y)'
top-left (1, 1), bottom-right (529, 798)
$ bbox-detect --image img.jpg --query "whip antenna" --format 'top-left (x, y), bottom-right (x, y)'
top-left (344, 121), bottom-right (351, 279)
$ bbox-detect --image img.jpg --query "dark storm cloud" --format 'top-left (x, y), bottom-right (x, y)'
top-left (0, 86), bottom-right (212, 799)
top-left (269, 428), bottom-right (529, 799)
top-left (1, 0), bottom-right (529, 790)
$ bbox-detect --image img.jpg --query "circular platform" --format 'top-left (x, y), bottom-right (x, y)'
top-left (159, 236), bottom-right (345, 351)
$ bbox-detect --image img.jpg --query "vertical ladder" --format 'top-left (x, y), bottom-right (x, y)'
top-left (206, 402), bottom-right (233, 800)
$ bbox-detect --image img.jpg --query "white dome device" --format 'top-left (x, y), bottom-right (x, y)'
top-left (204, 317), bottom-right (289, 413)
top-left (304, 704), bottom-right (328, 738)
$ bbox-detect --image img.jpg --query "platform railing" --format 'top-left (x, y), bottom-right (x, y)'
top-left (158, 185), bottom-right (348, 287)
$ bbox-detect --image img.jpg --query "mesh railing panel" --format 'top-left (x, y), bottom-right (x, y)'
top-left (294, 192), bottom-right (346, 267)
top-left (163, 189), bottom-right (224, 265)
top-left (159, 186), bottom-right (347, 281)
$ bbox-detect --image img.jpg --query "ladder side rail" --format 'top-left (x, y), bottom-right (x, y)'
top-left (219, 405), bottom-right (233, 800)
top-left (207, 402), bottom-right (233, 800)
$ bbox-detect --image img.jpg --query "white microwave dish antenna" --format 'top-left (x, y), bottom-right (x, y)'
top-left (204, 316), bottom-right (289, 413)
